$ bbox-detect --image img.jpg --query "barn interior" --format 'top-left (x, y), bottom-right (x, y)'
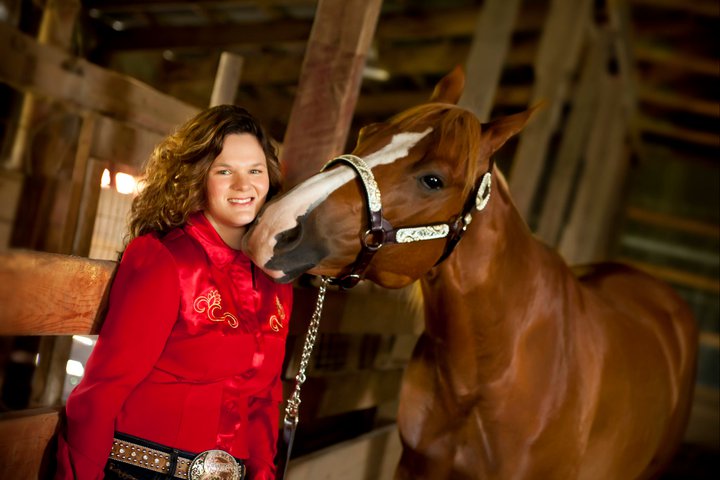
top-left (0, 0), bottom-right (718, 478)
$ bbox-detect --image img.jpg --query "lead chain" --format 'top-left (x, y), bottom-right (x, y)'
top-left (284, 276), bottom-right (329, 424)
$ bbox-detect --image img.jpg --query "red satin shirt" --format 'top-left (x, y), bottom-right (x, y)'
top-left (55, 212), bottom-right (293, 480)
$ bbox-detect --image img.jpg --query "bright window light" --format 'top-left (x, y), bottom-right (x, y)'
top-left (100, 169), bottom-right (111, 188)
top-left (66, 359), bottom-right (85, 377)
top-left (115, 172), bottom-right (138, 195)
top-left (72, 335), bottom-right (95, 346)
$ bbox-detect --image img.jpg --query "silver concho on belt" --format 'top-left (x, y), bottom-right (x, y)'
top-left (188, 450), bottom-right (245, 480)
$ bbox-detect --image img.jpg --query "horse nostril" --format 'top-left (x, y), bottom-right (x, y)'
top-left (274, 223), bottom-right (303, 252)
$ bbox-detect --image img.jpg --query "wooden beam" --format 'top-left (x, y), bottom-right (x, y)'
top-left (624, 206), bottom-right (720, 238)
top-left (608, 0), bottom-right (647, 165)
top-left (209, 51), bottom-right (244, 107)
top-left (536, 29), bottom-right (608, 246)
top-left (638, 86), bottom-right (719, 118)
top-left (0, 408), bottom-right (60, 480)
top-left (0, 23), bottom-right (198, 135)
top-left (0, 171), bottom-right (23, 251)
top-left (634, 40), bottom-right (719, 76)
top-left (637, 115), bottom-right (720, 148)
top-left (458, 0), bottom-right (521, 121)
top-left (630, 0), bottom-right (719, 17)
top-left (155, 34), bottom-right (538, 89)
top-left (508, 0), bottom-right (593, 220)
top-left (72, 159), bottom-right (109, 256)
top-left (280, 0), bottom-right (382, 188)
top-left (558, 75), bottom-right (629, 264)
top-left (98, 17), bottom-right (313, 51)
top-left (0, 250), bottom-right (115, 335)
top-left (90, 116), bottom-right (164, 168)
top-left (5, 0), bottom-right (81, 171)
top-left (700, 332), bottom-right (720, 349)
top-left (618, 258), bottom-right (720, 293)
top-left (94, 4), bottom-right (548, 52)
top-left (84, 0), bottom-right (319, 8)
top-left (50, 112), bottom-right (97, 255)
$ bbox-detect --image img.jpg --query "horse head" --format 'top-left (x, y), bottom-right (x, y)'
top-left (243, 67), bottom-right (533, 288)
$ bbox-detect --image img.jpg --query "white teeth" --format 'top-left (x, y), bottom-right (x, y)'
top-left (229, 198), bottom-right (252, 205)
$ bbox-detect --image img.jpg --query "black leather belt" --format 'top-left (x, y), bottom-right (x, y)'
top-left (109, 432), bottom-right (246, 480)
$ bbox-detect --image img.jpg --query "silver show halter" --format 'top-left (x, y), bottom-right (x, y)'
top-left (321, 154), bottom-right (493, 289)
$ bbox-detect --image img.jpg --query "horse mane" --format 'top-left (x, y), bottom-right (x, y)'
top-left (389, 103), bottom-right (484, 197)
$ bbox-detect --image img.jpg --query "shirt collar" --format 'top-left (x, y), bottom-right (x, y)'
top-left (184, 212), bottom-right (251, 269)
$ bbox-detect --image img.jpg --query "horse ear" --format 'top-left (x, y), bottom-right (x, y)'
top-left (429, 65), bottom-right (465, 104)
top-left (480, 103), bottom-right (542, 157)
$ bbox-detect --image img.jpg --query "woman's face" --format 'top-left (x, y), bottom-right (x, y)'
top-left (204, 133), bottom-right (270, 247)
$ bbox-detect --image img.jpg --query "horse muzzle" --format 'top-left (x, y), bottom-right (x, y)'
top-left (244, 213), bottom-right (329, 283)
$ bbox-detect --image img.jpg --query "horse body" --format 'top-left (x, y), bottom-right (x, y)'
top-left (396, 170), bottom-right (696, 479)
top-left (242, 68), bottom-right (697, 479)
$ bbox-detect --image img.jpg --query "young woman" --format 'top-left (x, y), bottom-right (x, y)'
top-left (55, 105), bottom-right (292, 480)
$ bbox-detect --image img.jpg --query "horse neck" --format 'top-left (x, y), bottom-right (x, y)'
top-left (419, 173), bottom-right (574, 385)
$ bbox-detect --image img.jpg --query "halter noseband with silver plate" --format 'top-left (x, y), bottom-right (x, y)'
top-left (321, 153), bottom-right (493, 289)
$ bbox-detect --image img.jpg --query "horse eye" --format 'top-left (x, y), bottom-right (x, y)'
top-left (419, 174), bottom-right (444, 191)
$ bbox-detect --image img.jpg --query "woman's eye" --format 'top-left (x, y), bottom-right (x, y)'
top-left (419, 174), bottom-right (444, 190)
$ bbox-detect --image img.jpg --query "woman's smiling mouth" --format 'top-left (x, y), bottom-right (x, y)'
top-left (228, 197), bottom-right (253, 205)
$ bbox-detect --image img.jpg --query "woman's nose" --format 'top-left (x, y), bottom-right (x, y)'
top-left (232, 174), bottom-right (251, 190)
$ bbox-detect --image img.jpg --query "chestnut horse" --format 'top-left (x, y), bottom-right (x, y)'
top-left (243, 69), bottom-right (698, 479)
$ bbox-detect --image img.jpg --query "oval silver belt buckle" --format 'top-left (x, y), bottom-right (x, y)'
top-left (188, 449), bottom-right (244, 480)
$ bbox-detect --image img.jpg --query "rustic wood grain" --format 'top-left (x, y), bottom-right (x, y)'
top-left (0, 408), bottom-right (60, 480)
top-left (0, 249), bottom-right (116, 335)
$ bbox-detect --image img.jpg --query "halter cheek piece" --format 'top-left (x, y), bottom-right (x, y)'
top-left (321, 154), bottom-right (493, 289)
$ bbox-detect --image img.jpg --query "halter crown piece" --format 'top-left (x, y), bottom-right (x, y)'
top-left (321, 154), bottom-right (493, 289)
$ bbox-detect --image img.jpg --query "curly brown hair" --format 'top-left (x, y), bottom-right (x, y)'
top-left (127, 105), bottom-right (281, 242)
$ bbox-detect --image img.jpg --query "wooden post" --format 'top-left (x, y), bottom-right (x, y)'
top-left (4, 0), bottom-right (80, 171)
top-left (458, 0), bottom-right (521, 121)
top-left (0, 171), bottom-right (23, 250)
top-left (43, 112), bottom-right (97, 255)
top-left (508, 0), bottom-right (593, 221)
top-left (280, 0), bottom-right (383, 188)
top-left (558, 75), bottom-right (629, 264)
top-left (535, 28), bottom-right (608, 246)
top-left (209, 52), bottom-right (244, 107)
top-left (72, 159), bottom-right (108, 257)
top-left (607, 0), bottom-right (645, 163)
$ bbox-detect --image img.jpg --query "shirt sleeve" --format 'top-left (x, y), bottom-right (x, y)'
top-left (55, 235), bottom-right (181, 480)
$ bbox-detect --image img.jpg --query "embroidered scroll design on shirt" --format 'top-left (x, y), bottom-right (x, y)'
top-left (269, 295), bottom-right (286, 332)
top-left (193, 289), bottom-right (239, 328)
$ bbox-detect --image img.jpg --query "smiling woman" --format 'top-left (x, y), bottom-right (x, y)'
top-left (55, 105), bottom-right (292, 480)
top-left (205, 133), bottom-right (271, 249)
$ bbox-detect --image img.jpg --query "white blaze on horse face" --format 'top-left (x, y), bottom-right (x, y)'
top-left (252, 128), bottom-right (432, 270)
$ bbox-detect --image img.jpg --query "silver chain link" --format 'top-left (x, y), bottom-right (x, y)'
top-left (284, 276), bottom-right (329, 424)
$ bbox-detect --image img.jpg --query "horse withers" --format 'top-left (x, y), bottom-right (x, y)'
top-left (242, 68), bottom-right (698, 479)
